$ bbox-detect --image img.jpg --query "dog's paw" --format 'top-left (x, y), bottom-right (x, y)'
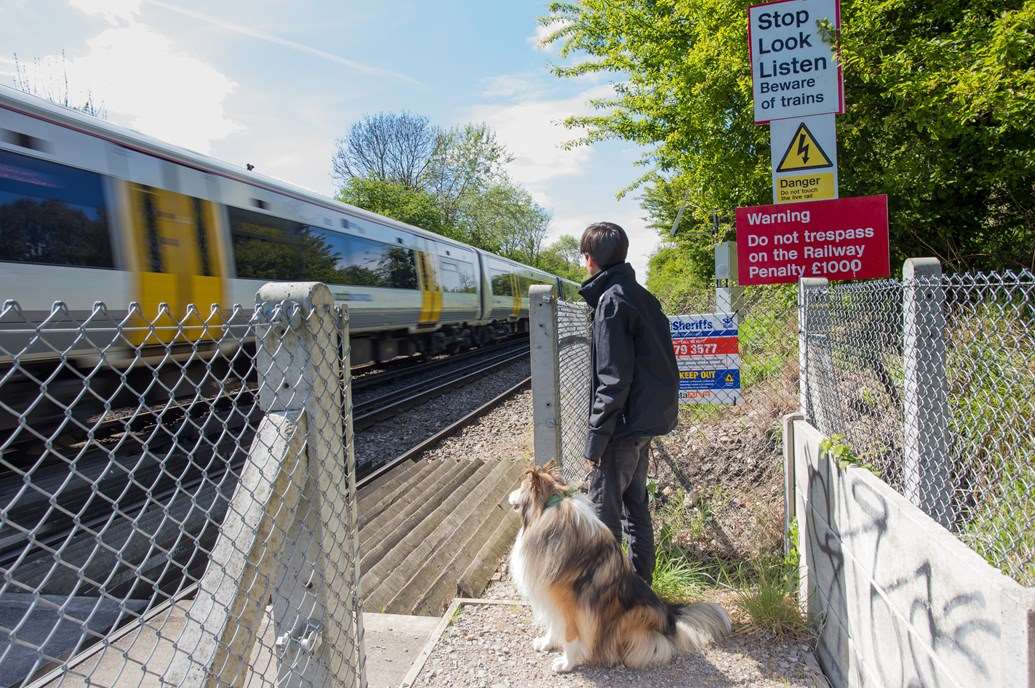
top-left (532, 636), bottom-right (554, 653)
top-left (552, 656), bottom-right (576, 673)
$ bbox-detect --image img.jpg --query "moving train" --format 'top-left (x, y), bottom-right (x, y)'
top-left (0, 86), bottom-right (582, 366)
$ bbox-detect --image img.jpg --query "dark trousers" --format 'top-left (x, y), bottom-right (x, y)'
top-left (587, 435), bottom-right (655, 584)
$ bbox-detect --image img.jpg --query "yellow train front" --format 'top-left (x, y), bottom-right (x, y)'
top-left (0, 85), bottom-right (579, 369)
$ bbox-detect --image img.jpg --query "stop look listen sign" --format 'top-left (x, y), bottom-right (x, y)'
top-left (749, 0), bottom-right (843, 123)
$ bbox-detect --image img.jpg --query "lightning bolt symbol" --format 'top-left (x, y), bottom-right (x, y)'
top-left (797, 132), bottom-right (810, 165)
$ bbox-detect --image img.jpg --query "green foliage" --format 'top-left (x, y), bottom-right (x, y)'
top-left (337, 177), bottom-right (452, 238)
top-left (334, 115), bottom-right (554, 268)
top-left (734, 556), bottom-right (807, 637)
top-left (820, 434), bottom-right (882, 476)
top-left (542, 0), bottom-right (1035, 287)
top-left (538, 234), bottom-right (585, 281)
top-left (652, 546), bottom-right (708, 603)
top-left (646, 244), bottom-right (710, 304)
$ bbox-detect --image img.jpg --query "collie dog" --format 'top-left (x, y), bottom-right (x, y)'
top-left (508, 465), bottom-right (731, 673)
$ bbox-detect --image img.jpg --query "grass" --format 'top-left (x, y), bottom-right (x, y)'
top-left (652, 546), bottom-right (708, 603)
top-left (649, 488), bottom-right (809, 636)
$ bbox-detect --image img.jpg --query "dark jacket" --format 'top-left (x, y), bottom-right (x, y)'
top-left (579, 262), bottom-right (679, 460)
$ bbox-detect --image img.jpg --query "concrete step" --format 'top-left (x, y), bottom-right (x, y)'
top-left (358, 460), bottom-right (483, 591)
top-left (361, 461), bottom-right (495, 612)
top-left (457, 507), bottom-right (521, 598)
top-left (358, 459), bottom-right (420, 509)
top-left (389, 460), bottom-right (524, 616)
top-left (357, 460), bottom-right (437, 530)
top-left (358, 459), bottom-right (465, 558)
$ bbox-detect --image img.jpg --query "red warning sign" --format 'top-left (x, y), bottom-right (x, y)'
top-left (735, 195), bottom-right (890, 285)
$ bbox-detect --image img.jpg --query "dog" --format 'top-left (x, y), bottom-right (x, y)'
top-left (508, 464), bottom-right (731, 673)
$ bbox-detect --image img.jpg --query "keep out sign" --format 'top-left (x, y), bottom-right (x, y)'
top-left (735, 195), bottom-right (889, 285)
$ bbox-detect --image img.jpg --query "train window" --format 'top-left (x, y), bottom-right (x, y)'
top-left (306, 227), bottom-right (418, 290)
top-left (490, 271), bottom-right (513, 296)
top-left (438, 257), bottom-right (477, 293)
top-left (0, 149), bottom-right (113, 269)
top-left (228, 206), bottom-right (304, 280)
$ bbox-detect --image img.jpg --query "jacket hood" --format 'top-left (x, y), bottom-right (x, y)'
top-left (579, 262), bottom-right (637, 308)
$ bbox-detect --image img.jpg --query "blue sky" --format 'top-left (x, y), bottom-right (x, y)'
top-left (1, 0), bottom-right (659, 278)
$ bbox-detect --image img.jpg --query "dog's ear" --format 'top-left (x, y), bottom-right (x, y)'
top-left (542, 459), bottom-right (557, 473)
top-left (529, 469), bottom-right (543, 495)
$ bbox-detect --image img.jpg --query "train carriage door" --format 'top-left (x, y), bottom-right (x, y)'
top-left (125, 183), bottom-right (225, 344)
top-left (415, 250), bottom-right (442, 326)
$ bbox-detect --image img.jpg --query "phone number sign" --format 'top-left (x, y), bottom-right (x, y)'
top-left (670, 314), bottom-right (741, 404)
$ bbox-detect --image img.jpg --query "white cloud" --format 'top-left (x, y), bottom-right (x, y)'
top-left (69, 0), bottom-right (142, 24)
top-left (527, 20), bottom-right (569, 52)
top-left (143, 0), bottom-right (420, 85)
top-left (469, 84), bottom-right (612, 187)
top-left (29, 21), bottom-right (240, 153)
top-left (479, 73), bottom-right (545, 100)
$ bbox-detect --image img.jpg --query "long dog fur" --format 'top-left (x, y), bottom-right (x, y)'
top-left (508, 465), bottom-right (731, 673)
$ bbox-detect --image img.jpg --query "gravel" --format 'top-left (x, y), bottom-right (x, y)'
top-left (418, 388), bottom-right (533, 464)
top-left (408, 599), bottom-right (825, 688)
top-left (354, 359), bottom-right (530, 472)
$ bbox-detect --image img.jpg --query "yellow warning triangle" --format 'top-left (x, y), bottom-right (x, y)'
top-left (777, 123), bottom-right (833, 172)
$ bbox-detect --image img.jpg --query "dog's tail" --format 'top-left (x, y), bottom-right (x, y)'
top-left (671, 602), bottom-right (732, 652)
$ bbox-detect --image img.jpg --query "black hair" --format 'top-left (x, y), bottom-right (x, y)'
top-left (580, 222), bottom-right (629, 268)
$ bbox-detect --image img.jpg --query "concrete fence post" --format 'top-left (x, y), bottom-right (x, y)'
top-left (529, 285), bottom-right (562, 467)
top-left (798, 277), bottom-right (829, 426)
top-left (168, 282), bottom-right (363, 688)
top-left (902, 258), bottom-right (954, 529)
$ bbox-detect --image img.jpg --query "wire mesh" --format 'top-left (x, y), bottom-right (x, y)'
top-left (555, 299), bottom-right (592, 486)
top-left (550, 286), bottom-right (800, 560)
top-left (0, 296), bottom-right (364, 687)
top-left (801, 270), bottom-right (1035, 585)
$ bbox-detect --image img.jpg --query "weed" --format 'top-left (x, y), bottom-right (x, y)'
top-left (820, 434), bottom-right (882, 476)
top-left (734, 556), bottom-right (807, 637)
top-left (652, 546), bottom-right (709, 603)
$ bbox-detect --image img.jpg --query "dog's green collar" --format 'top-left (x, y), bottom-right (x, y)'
top-left (545, 488), bottom-right (577, 509)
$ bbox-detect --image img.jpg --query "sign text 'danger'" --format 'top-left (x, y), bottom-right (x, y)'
top-left (735, 195), bottom-right (890, 285)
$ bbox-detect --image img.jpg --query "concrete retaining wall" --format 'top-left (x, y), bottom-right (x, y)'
top-left (787, 417), bottom-right (1035, 688)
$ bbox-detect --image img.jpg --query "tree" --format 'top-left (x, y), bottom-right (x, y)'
top-left (12, 52), bottom-right (106, 118)
top-left (337, 177), bottom-right (455, 239)
top-left (332, 112), bottom-right (438, 189)
top-left (541, 0), bottom-right (1035, 277)
top-left (332, 114), bottom-right (554, 264)
top-left (424, 123), bottom-right (512, 227)
top-left (539, 234), bottom-right (585, 281)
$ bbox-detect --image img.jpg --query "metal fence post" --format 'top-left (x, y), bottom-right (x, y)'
top-left (798, 277), bottom-right (828, 425)
top-left (902, 258), bottom-right (953, 529)
top-left (529, 285), bottom-right (562, 467)
top-left (714, 241), bottom-right (742, 314)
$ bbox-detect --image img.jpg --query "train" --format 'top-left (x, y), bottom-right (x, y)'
top-left (0, 86), bottom-right (582, 367)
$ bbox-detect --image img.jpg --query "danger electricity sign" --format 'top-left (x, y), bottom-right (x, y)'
top-left (749, 0), bottom-right (843, 123)
top-left (770, 114), bottom-right (838, 203)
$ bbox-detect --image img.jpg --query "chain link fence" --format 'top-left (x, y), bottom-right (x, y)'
top-left (800, 266), bottom-right (1034, 585)
top-left (0, 283), bottom-right (365, 687)
top-left (530, 283), bottom-right (800, 561)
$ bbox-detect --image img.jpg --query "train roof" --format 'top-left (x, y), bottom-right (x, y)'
top-left (0, 85), bottom-right (565, 278)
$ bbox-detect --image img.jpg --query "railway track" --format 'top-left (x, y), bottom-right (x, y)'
top-left (0, 340), bottom-right (531, 688)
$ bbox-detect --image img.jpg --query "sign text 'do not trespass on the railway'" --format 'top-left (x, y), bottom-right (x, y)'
top-left (735, 195), bottom-right (890, 285)
top-left (749, 0), bottom-right (843, 123)
top-left (669, 314), bottom-right (741, 404)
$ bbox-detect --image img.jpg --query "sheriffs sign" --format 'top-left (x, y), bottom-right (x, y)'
top-left (749, 0), bottom-right (843, 123)
top-left (669, 314), bottom-right (741, 404)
